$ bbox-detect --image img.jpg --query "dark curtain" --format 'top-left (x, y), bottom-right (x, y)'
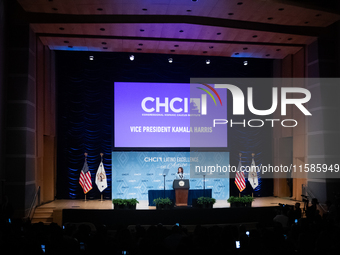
top-left (56, 51), bottom-right (273, 199)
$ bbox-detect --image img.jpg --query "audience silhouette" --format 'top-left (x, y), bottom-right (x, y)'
top-left (1, 198), bottom-right (339, 255)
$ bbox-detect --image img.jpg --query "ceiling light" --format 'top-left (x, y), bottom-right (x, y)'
top-left (89, 56), bottom-right (94, 61)
top-left (206, 59), bottom-right (210, 65)
top-left (243, 61), bottom-right (248, 66)
top-left (130, 55), bottom-right (134, 61)
top-left (168, 58), bottom-right (173, 63)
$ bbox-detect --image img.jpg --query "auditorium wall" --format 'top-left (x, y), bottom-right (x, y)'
top-left (272, 48), bottom-right (308, 200)
top-left (272, 23), bottom-right (340, 205)
top-left (2, 1), bottom-right (56, 217)
top-left (305, 23), bottom-right (340, 204)
top-left (36, 37), bottom-right (57, 204)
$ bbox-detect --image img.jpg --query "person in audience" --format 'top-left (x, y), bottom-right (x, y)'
top-left (273, 207), bottom-right (289, 227)
top-left (294, 202), bottom-right (302, 219)
top-left (288, 202), bottom-right (302, 226)
top-left (1, 198), bottom-right (340, 255)
top-left (306, 198), bottom-right (319, 222)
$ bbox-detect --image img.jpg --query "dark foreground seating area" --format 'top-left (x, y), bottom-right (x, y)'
top-left (62, 207), bottom-right (278, 226)
top-left (1, 204), bottom-right (339, 255)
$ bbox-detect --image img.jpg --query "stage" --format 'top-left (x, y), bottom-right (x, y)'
top-left (39, 197), bottom-right (302, 227)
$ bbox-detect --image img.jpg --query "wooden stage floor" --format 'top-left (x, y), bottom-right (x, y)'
top-left (41, 196), bottom-right (302, 211)
top-left (39, 196), bottom-right (302, 226)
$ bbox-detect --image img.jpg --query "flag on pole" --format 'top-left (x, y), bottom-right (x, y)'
top-left (79, 160), bottom-right (92, 194)
top-left (235, 158), bottom-right (246, 192)
top-left (248, 156), bottom-right (258, 190)
top-left (96, 162), bottom-right (107, 193)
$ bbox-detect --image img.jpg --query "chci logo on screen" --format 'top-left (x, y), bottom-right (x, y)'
top-left (141, 84), bottom-right (223, 115)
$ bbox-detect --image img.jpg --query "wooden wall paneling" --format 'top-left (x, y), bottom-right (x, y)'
top-left (36, 38), bottom-right (44, 159)
top-left (36, 38), bottom-right (44, 204)
top-left (144, 23), bottom-right (164, 38)
top-left (166, 4), bottom-right (200, 16)
top-left (143, 4), bottom-right (169, 16)
top-left (42, 135), bottom-right (56, 202)
top-left (197, 25), bottom-right (221, 41)
top-left (293, 48), bottom-right (305, 78)
top-left (109, 23), bottom-right (125, 37)
top-left (76, 4), bottom-right (113, 15)
top-left (43, 47), bottom-right (51, 136)
top-left (139, 40), bottom-right (159, 53)
top-left (17, 0), bottom-right (340, 27)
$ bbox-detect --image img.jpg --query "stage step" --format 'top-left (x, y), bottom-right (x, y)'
top-left (31, 206), bottom-right (55, 224)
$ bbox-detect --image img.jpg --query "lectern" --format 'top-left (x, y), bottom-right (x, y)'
top-left (173, 179), bottom-right (190, 206)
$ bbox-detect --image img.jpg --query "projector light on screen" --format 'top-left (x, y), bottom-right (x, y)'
top-left (114, 82), bottom-right (228, 148)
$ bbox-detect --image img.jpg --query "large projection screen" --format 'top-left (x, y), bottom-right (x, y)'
top-left (114, 82), bottom-right (228, 148)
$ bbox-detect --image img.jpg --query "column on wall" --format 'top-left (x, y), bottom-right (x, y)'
top-left (306, 34), bottom-right (340, 204)
top-left (36, 38), bottom-right (56, 203)
top-left (4, 18), bottom-right (56, 217)
top-left (5, 24), bottom-right (37, 218)
top-left (272, 47), bottom-right (307, 199)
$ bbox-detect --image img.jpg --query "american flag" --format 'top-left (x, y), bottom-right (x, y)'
top-left (79, 161), bottom-right (92, 194)
top-left (235, 160), bottom-right (246, 192)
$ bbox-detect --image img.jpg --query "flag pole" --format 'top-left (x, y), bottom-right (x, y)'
top-left (84, 153), bottom-right (88, 202)
top-left (100, 153), bottom-right (104, 202)
top-left (239, 152), bottom-right (242, 198)
top-left (252, 153), bottom-right (255, 200)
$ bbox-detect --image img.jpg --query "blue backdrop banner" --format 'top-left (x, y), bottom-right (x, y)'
top-left (112, 151), bottom-right (229, 200)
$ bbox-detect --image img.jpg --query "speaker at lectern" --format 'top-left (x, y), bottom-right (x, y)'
top-left (173, 179), bottom-right (190, 206)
